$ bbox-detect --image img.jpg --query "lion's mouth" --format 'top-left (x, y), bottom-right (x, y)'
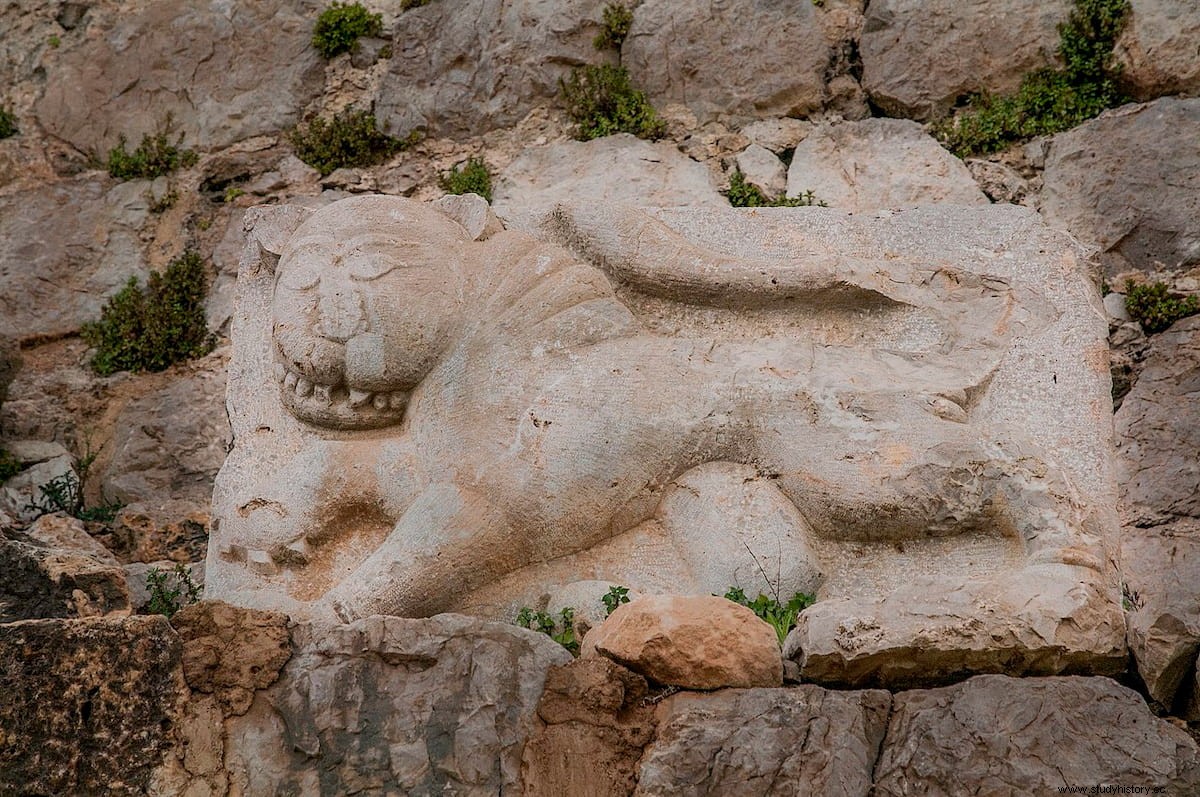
top-left (276, 363), bottom-right (407, 429)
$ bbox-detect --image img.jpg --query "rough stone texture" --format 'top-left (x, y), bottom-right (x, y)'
top-left (872, 675), bottom-right (1200, 795)
top-left (1116, 316), bottom-right (1200, 711)
top-left (522, 657), bottom-right (657, 797)
top-left (622, 0), bottom-right (835, 123)
top-left (636, 686), bottom-right (891, 797)
top-left (966, 158), bottom-right (1030, 205)
top-left (36, 0), bottom-right (324, 152)
top-left (1041, 98), bottom-right (1200, 275)
top-left (740, 118), bottom-right (814, 155)
top-left (0, 439), bottom-right (74, 523)
top-left (492, 134), bottom-right (724, 231)
top-left (171, 600), bottom-right (291, 716)
top-left (102, 501), bottom-right (210, 565)
top-left (1115, 0), bottom-right (1200, 99)
top-left (222, 614), bottom-right (572, 795)
top-left (589, 595), bottom-right (784, 690)
top-left (861, 0), bottom-right (1071, 120)
top-left (0, 176), bottom-right (151, 341)
top-left (735, 144), bottom-right (787, 200)
top-left (0, 336), bottom-right (18, 410)
top-left (785, 118), bottom-right (988, 211)
top-left (0, 514), bottom-right (130, 622)
top-left (377, 0), bottom-right (612, 139)
top-left (0, 616), bottom-right (187, 796)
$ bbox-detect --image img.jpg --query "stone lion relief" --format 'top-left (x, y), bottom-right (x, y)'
top-left (208, 194), bottom-right (1125, 687)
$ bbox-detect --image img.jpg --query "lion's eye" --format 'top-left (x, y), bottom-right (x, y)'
top-left (278, 262), bottom-right (322, 290)
top-left (348, 256), bottom-right (398, 281)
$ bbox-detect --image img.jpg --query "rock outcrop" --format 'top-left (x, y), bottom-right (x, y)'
top-left (1115, 0), bottom-right (1200, 99)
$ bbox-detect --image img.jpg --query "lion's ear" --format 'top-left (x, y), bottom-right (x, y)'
top-left (239, 204), bottom-right (315, 276)
top-left (432, 193), bottom-right (505, 241)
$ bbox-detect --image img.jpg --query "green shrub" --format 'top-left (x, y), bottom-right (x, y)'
top-left (1125, 280), bottom-right (1200, 334)
top-left (0, 449), bottom-right (19, 483)
top-left (0, 107), bottom-right (17, 139)
top-left (24, 451), bottom-right (122, 524)
top-left (560, 64), bottom-right (665, 141)
top-left (81, 250), bottom-right (214, 375)
top-left (106, 123), bottom-right (197, 180)
top-left (724, 170), bottom-right (826, 208)
top-left (440, 157), bottom-right (493, 202)
top-left (593, 3), bottom-right (633, 50)
top-left (935, 0), bottom-right (1130, 157)
top-left (312, 2), bottom-right (383, 58)
top-left (602, 585), bottom-right (630, 617)
top-left (723, 587), bottom-right (815, 645)
top-left (516, 606), bottom-right (580, 656)
top-left (289, 109), bottom-right (410, 176)
top-left (146, 563), bottom-right (202, 619)
top-left (400, 0), bottom-right (432, 8)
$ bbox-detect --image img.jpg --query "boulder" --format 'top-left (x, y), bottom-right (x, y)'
top-left (0, 440), bottom-right (75, 523)
top-left (222, 614), bottom-right (572, 794)
top-left (1041, 98), bottom-right (1200, 275)
top-left (0, 616), bottom-right (187, 796)
top-left (622, 0), bottom-right (836, 123)
top-left (588, 595), bottom-right (784, 690)
top-left (740, 118), bottom-right (814, 155)
top-left (636, 686), bottom-right (891, 797)
top-left (734, 144), bottom-right (787, 200)
top-left (966, 158), bottom-right (1030, 204)
top-left (861, 0), bottom-right (1071, 120)
top-left (1115, 0), bottom-right (1200, 99)
top-left (37, 0), bottom-right (324, 152)
top-left (872, 675), bottom-right (1200, 794)
top-left (491, 133), bottom-right (724, 231)
top-left (785, 118), bottom-right (988, 210)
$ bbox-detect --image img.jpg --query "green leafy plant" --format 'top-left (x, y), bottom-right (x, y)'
top-left (0, 107), bottom-right (18, 140)
top-left (312, 2), bottom-right (383, 59)
top-left (106, 119), bottom-right (197, 180)
top-left (1125, 280), bottom-right (1200, 334)
top-left (146, 563), bottom-right (202, 619)
top-left (935, 0), bottom-right (1130, 157)
top-left (593, 3), bottom-right (633, 50)
top-left (289, 109), bottom-right (410, 176)
top-left (440, 157), bottom-right (493, 202)
top-left (560, 64), bottom-right (665, 141)
top-left (723, 587), bottom-right (815, 646)
top-left (48, 34), bottom-right (61, 48)
top-left (223, 186), bottom-right (245, 203)
top-left (24, 451), bottom-right (122, 524)
top-left (0, 449), bottom-right (19, 483)
top-left (724, 170), bottom-right (826, 208)
top-left (601, 585), bottom-right (630, 617)
top-left (516, 606), bottom-right (580, 656)
top-left (147, 188), bottom-right (178, 214)
top-left (81, 250), bottom-right (214, 375)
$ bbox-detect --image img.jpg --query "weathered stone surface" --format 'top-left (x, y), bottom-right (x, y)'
top-left (172, 600), bottom-right (291, 716)
top-left (492, 134), bottom-right (724, 231)
top-left (0, 336), bottom-right (18, 409)
top-left (589, 595), bottom-right (783, 689)
top-left (861, 0), bottom-right (1071, 120)
top-left (785, 118), bottom-right (988, 210)
top-left (522, 657), bottom-right (656, 797)
top-left (735, 144), bottom-right (787, 200)
top-left (1115, 0), bottom-right (1200, 99)
top-left (740, 118), bottom-right (814, 155)
top-left (872, 675), bottom-right (1200, 795)
top-left (1041, 98), bottom-right (1200, 275)
top-left (636, 686), bottom-right (891, 797)
top-left (623, 0), bottom-right (835, 122)
top-left (103, 501), bottom-right (210, 565)
top-left (377, 0), bottom-right (611, 139)
top-left (0, 439), bottom-right (74, 523)
top-left (0, 176), bottom-right (151, 341)
top-left (966, 158), bottom-right (1030, 204)
top-left (222, 614), bottom-right (571, 795)
top-left (0, 616), bottom-right (187, 796)
top-left (37, 0), bottom-right (324, 152)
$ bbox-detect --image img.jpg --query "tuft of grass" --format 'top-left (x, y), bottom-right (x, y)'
top-left (312, 2), bottom-right (383, 59)
top-left (560, 64), bottom-right (665, 141)
top-left (81, 251), bottom-right (214, 375)
top-left (107, 120), bottom-right (197, 181)
top-left (935, 0), bottom-right (1130, 157)
top-left (593, 3), bottom-right (633, 50)
top-left (289, 109), bottom-right (411, 176)
top-left (1125, 280), bottom-right (1200, 334)
top-left (516, 606), bottom-right (580, 656)
top-left (440, 157), bottom-right (493, 202)
top-left (0, 449), bottom-right (19, 483)
top-left (146, 563), bottom-right (202, 619)
top-left (0, 107), bottom-right (18, 140)
top-left (724, 170), bottom-right (826, 208)
top-left (724, 587), bottom-right (815, 646)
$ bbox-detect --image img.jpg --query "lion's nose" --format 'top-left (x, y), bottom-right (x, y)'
top-left (345, 333), bottom-right (389, 389)
top-left (317, 285), bottom-right (367, 343)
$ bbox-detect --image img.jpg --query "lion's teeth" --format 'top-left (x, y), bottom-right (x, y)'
top-left (296, 377), bottom-right (314, 397)
top-left (349, 388), bottom-right (373, 408)
top-left (273, 362), bottom-right (286, 381)
top-left (373, 394), bottom-right (389, 410)
top-left (313, 384), bottom-right (333, 405)
top-left (284, 371), bottom-right (298, 391)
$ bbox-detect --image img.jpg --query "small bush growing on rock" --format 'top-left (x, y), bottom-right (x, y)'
top-left (560, 64), bottom-right (665, 141)
top-left (724, 170), bottom-right (826, 208)
top-left (723, 587), bottom-right (814, 645)
top-left (1125, 280), bottom-right (1200, 334)
top-left (516, 606), bottom-right (580, 656)
top-left (440, 157), bottom-right (493, 202)
top-left (146, 563), bottom-right (202, 619)
top-left (106, 119), bottom-right (197, 181)
top-left (0, 449), bottom-right (19, 483)
top-left (0, 107), bottom-right (17, 139)
top-left (26, 451), bottom-right (122, 524)
top-left (593, 3), bottom-right (633, 50)
top-left (82, 250), bottom-right (214, 375)
top-left (602, 585), bottom-right (630, 616)
top-left (400, 0), bottom-right (432, 9)
top-left (312, 2), bottom-right (383, 59)
top-left (289, 109), bottom-right (410, 176)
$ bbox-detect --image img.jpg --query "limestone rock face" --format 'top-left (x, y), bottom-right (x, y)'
top-left (0, 616), bottom-right (187, 796)
top-left (376, 0), bottom-right (610, 139)
top-left (1115, 0), bottom-right (1200, 99)
top-left (1041, 98), bottom-right (1200, 275)
top-left (589, 595), bottom-right (784, 690)
top-left (785, 118), bottom-right (988, 211)
top-left (491, 134), bottom-right (724, 231)
top-left (0, 440), bottom-right (75, 524)
top-left (861, 0), bottom-right (1071, 120)
top-left (622, 0), bottom-right (836, 123)
top-left (636, 686), bottom-right (892, 797)
top-left (222, 614), bottom-right (571, 795)
top-left (36, 0), bottom-right (324, 152)
top-left (0, 336), bottom-right (18, 410)
top-left (0, 176), bottom-right (150, 341)
top-left (872, 675), bottom-right (1200, 795)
